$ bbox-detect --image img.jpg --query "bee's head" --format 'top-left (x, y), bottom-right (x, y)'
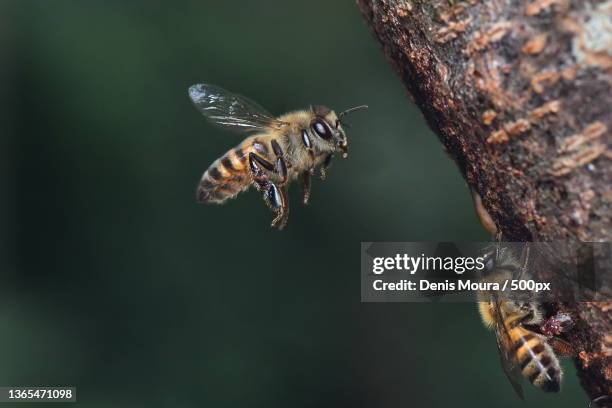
top-left (308, 104), bottom-right (367, 158)
top-left (309, 105), bottom-right (348, 158)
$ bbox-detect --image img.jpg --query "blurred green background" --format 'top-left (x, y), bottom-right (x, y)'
top-left (1, 1), bottom-right (586, 407)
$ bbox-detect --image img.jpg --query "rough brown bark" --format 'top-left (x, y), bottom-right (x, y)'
top-left (357, 0), bottom-right (611, 403)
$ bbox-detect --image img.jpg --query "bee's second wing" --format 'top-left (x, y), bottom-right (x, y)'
top-left (493, 306), bottom-right (525, 400)
top-left (495, 329), bottom-right (525, 399)
top-left (188, 84), bottom-right (288, 133)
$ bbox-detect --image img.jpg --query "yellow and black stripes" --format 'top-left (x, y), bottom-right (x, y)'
top-left (511, 329), bottom-right (561, 392)
top-left (196, 144), bottom-right (251, 203)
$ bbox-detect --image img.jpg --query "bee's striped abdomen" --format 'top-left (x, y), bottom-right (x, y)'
top-left (197, 144), bottom-right (251, 203)
top-left (512, 328), bottom-right (562, 393)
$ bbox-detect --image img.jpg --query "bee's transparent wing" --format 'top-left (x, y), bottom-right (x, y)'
top-left (495, 328), bottom-right (525, 400)
top-left (527, 242), bottom-right (611, 297)
top-left (188, 84), bottom-right (288, 133)
top-left (493, 302), bottom-right (525, 400)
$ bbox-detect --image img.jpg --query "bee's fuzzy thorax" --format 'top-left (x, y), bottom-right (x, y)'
top-left (277, 110), bottom-right (313, 128)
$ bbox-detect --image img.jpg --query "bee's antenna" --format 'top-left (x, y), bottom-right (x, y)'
top-left (338, 105), bottom-right (368, 118)
top-left (339, 120), bottom-right (351, 129)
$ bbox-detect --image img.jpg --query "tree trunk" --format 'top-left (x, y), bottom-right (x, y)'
top-left (357, 0), bottom-right (611, 403)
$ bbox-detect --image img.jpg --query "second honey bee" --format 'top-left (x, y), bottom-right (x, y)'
top-left (188, 83), bottom-right (366, 229)
top-left (478, 245), bottom-right (574, 399)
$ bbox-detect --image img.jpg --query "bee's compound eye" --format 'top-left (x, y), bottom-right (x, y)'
top-left (312, 119), bottom-right (332, 140)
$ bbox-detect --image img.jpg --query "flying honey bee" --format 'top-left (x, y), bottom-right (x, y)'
top-left (188, 83), bottom-right (367, 229)
top-left (478, 244), bottom-right (574, 399)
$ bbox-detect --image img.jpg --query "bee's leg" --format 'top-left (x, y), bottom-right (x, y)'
top-left (509, 307), bottom-right (537, 329)
top-left (271, 139), bottom-right (289, 185)
top-left (302, 148), bottom-right (316, 205)
top-left (307, 150), bottom-right (316, 173)
top-left (301, 171), bottom-right (312, 205)
top-left (306, 149), bottom-right (317, 196)
top-left (248, 152), bottom-right (275, 179)
top-left (320, 154), bottom-right (334, 180)
top-left (275, 157), bottom-right (288, 185)
top-left (269, 184), bottom-right (289, 229)
top-left (471, 188), bottom-right (498, 236)
top-left (248, 153), bottom-right (289, 229)
top-left (516, 243), bottom-right (531, 280)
